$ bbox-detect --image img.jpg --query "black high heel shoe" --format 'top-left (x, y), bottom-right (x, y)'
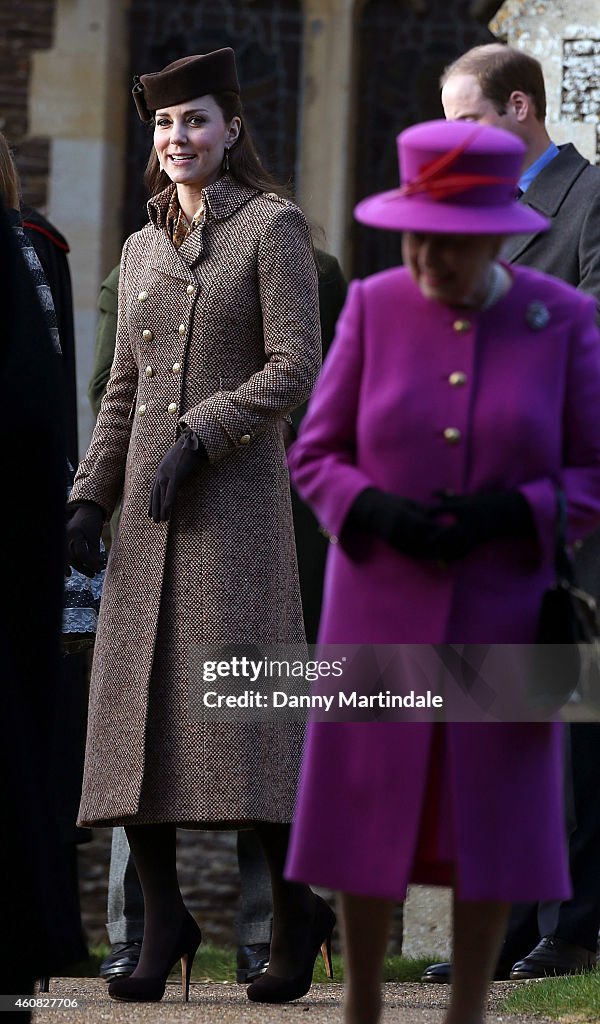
top-left (108, 913), bottom-right (201, 1003)
top-left (246, 895), bottom-right (335, 1003)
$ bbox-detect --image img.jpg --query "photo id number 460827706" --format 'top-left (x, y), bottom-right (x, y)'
top-left (3, 996), bottom-right (79, 1009)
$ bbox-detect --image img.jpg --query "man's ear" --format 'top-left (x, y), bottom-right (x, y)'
top-left (508, 90), bottom-right (530, 122)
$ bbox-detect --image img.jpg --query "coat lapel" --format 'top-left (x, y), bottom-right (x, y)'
top-left (146, 177), bottom-right (260, 274)
top-left (502, 144), bottom-right (589, 263)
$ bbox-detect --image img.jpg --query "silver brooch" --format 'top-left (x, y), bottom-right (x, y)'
top-left (526, 301), bottom-right (550, 330)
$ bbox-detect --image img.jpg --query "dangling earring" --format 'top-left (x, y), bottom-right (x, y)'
top-left (222, 147), bottom-right (230, 173)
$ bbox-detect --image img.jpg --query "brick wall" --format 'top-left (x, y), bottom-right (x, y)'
top-left (0, 0), bottom-right (56, 208)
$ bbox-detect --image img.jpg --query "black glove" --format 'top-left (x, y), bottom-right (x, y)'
top-left (346, 487), bottom-right (442, 558)
top-left (429, 491), bottom-right (535, 561)
top-left (65, 501), bottom-right (105, 577)
top-left (149, 428), bottom-right (207, 523)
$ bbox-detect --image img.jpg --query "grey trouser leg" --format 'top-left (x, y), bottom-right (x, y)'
top-left (106, 826), bottom-right (144, 944)
top-left (235, 829), bottom-right (273, 945)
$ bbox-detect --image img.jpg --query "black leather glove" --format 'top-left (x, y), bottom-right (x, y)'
top-left (346, 487), bottom-right (442, 558)
top-left (429, 491), bottom-right (535, 561)
top-left (149, 428), bottom-right (207, 523)
top-left (65, 501), bottom-right (105, 577)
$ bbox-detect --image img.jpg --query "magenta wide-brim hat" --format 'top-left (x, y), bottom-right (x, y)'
top-left (355, 120), bottom-right (550, 236)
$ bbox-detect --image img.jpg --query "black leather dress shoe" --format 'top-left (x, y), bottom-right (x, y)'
top-left (509, 936), bottom-right (597, 979)
top-left (421, 959), bottom-right (512, 983)
top-left (99, 941), bottom-right (142, 980)
top-left (236, 943), bottom-right (270, 983)
top-left (420, 961), bottom-right (452, 983)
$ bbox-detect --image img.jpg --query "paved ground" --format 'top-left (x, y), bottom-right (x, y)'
top-left (27, 977), bottom-right (551, 1024)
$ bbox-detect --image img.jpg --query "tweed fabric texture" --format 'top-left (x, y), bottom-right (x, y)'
top-left (71, 175), bottom-right (321, 826)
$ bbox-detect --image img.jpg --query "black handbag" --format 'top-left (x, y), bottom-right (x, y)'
top-left (530, 489), bottom-right (600, 720)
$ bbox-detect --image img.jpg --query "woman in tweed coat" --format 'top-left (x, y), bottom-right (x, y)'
top-left (66, 49), bottom-right (326, 1003)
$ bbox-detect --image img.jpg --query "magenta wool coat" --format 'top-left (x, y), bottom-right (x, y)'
top-left (285, 263), bottom-right (600, 902)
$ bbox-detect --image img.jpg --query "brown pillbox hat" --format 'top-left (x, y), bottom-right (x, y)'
top-left (132, 48), bottom-right (240, 122)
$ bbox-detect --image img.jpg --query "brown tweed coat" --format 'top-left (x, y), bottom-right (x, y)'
top-left (71, 177), bottom-right (321, 826)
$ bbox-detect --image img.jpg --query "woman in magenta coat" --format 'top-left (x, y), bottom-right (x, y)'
top-left (285, 120), bottom-right (600, 1024)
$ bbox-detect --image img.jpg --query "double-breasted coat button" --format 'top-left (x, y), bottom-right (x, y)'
top-left (448, 371), bottom-right (467, 386)
top-left (168, 402), bottom-right (178, 415)
top-left (138, 404), bottom-right (147, 416)
top-left (240, 434), bottom-right (251, 445)
top-left (145, 365), bottom-right (153, 378)
top-left (453, 319), bottom-right (471, 333)
top-left (142, 328), bottom-right (154, 342)
top-left (172, 363), bottom-right (181, 375)
top-left (138, 290), bottom-right (148, 301)
top-left (443, 427), bottom-right (461, 444)
top-left (186, 284), bottom-right (195, 295)
top-left (178, 324), bottom-right (186, 337)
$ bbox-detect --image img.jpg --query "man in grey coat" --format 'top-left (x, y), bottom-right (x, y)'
top-left (422, 42), bottom-right (600, 984)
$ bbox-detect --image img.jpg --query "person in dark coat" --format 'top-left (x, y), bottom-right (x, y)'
top-left (420, 42), bottom-right (600, 984)
top-left (0, 131), bottom-right (89, 970)
top-left (0, 193), bottom-right (78, 1017)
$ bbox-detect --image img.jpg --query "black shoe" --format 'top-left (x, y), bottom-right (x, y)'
top-left (246, 895), bottom-right (335, 1004)
top-left (421, 959), bottom-right (512, 983)
top-left (108, 915), bottom-right (201, 1003)
top-left (420, 961), bottom-right (451, 983)
top-left (509, 936), bottom-right (597, 980)
top-left (100, 941), bottom-right (142, 980)
top-left (236, 943), bottom-right (270, 983)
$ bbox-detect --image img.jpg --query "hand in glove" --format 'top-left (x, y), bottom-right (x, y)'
top-left (345, 487), bottom-right (443, 558)
top-left (65, 501), bottom-right (105, 577)
top-left (149, 428), bottom-right (207, 523)
top-left (429, 490), bottom-right (535, 561)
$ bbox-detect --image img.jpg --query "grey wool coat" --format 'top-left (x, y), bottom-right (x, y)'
top-left (504, 143), bottom-right (600, 319)
top-left (71, 176), bottom-right (321, 827)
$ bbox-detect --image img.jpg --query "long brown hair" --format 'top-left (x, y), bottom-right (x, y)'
top-left (0, 132), bottom-right (20, 209)
top-left (144, 91), bottom-right (291, 199)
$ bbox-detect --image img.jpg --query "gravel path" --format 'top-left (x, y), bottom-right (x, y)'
top-left (28, 977), bottom-right (552, 1024)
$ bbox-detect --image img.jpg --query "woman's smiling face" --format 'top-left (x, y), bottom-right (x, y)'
top-left (153, 94), bottom-right (240, 190)
top-left (402, 231), bottom-right (503, 306)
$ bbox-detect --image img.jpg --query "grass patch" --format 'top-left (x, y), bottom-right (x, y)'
top-left (60, 944), bottom-right (431, 985)
top-left (501, 971), bottom-right (600, 1021)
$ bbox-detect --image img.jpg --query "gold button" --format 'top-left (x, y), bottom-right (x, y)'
top-left (240, 434), bottom-right (251, 445)
top-left (168, 402), bottom-right (177, 415)
top-left (186, 284), bottom-right (195, 295)
top-left (138, 404), bottom-right (146, 416)
top-left (138, 290), bottom-right (148, 301)
top-left (145, 365), bottom-right (153, 378)
top-left (142, 329), bottom-right (153, 342)
top-left (448, 371), bottom-right (467, 387)
top-left (178, 323), bottom-right (186, 337)
top-left (172, 363), bottom-right (181, 375)
top-left (443, 427), bottom-right (461, 444)
top-left (453, 319), bottom-right (471, 333)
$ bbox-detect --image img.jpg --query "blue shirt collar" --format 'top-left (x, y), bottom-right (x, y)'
top-left (519, 141), bottom-right (560, 193)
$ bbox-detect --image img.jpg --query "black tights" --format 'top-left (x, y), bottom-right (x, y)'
top-left (125, 822), bottom-right (315, 978)
top-left (253, 822), bottom-right (316, 976)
